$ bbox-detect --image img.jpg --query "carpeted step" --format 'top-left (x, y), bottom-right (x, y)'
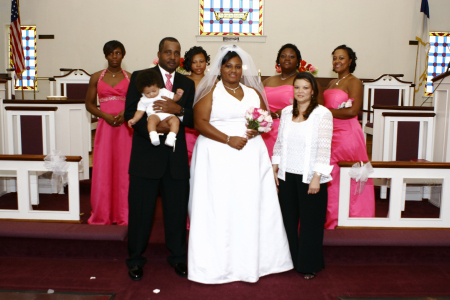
top-left (0, 221), bottom-right (127, 241)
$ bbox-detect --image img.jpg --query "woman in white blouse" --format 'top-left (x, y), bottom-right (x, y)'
top-left (272, 72), bottom-right (333, 280)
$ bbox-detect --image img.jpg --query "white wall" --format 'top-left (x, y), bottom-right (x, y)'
top-left (1, 0), bottom-right (449, 99)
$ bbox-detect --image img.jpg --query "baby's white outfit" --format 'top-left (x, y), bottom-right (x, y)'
top-left (137, 88), bottom-right (174, 121)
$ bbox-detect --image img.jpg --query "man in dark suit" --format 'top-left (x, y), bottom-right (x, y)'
top-left (124, 37), bottom-right (194, 281)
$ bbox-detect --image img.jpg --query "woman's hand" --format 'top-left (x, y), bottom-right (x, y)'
top-left (308, 174), bottom-right (321, 194)
top-left (103, 113), bottom-right (120, 127)
top-left (114, 110), bottom-right (125, 126)
top-left (227, 136), bottom-right (247, 150)
top-left (272, 164), bottom-right (279, 188)
top-left (270, 109), bottom-right (282, 120)
top-left (246, 129), bottom-right (259, 140)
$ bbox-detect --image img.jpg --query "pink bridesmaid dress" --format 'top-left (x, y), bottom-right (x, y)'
top-left (263, 85), bottom-right (294, 158)
top-left (88, 69), bottom-right (133, 225)
top-left (185, 127), bottom-right (200, 166)
top-left (323, 89), bottom-right (375, 229)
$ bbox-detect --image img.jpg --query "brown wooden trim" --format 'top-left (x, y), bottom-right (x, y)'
top-left (338, 161), bottom-right (450, 168)
top-left (372, 105), bottom-right (434, 111)
top-left (0, 219), bottom-right (81, 224)
top-left (53, 69), bottom-right (91, 78)
top-left (3, 100), bottom-right (85, 104)
top-left (382, 112), bottom-right (435, 117)
top-left (432, 71), bottom-right (450, 82)
top-left (5, 106), bottom-right (58, 111)
top-left (48, 78), bottom-right (56, 81)
top-left (0, 79), bottom-right (7, 84)
top-left (363, 74), bottom-right (413, 85)
top-left (0, 154), bottom-right (82, 162)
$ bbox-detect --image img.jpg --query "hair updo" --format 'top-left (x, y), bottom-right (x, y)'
top-left (183, 46), bottom-right (210, 72)
top-left (276, 43), bottom-right (302, 67)
top-left (332, 44), bottom-right (357, 73)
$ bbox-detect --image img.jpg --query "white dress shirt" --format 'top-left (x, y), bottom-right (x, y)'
top-left (158, 65), bottom-right (183, 122)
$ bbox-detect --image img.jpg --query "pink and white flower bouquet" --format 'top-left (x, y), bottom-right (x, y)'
top-left (337, 98), bottom-right (354, 109)
top-left (245, 107), bottom-right (273, 134)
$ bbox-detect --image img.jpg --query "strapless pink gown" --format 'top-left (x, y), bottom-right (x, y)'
top-left (186, 128), bottom-right (199, 165)
top-left (323, 89), bottom-right (375, 229)
top-left (263, 85), bottom-right (294, 158)
top-left (88, 69), bottom-right (133, 225)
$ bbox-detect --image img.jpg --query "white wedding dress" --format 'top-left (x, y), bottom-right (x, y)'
top-left (188, 81), bottom-right (293, 284)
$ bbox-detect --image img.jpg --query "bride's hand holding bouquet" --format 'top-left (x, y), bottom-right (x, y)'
top-left (245, 107), bottom-right (273, 140)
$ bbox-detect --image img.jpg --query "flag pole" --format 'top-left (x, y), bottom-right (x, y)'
top-left (20, 72), bottom-right (24, 99)
top-left (413, 44), bottom-right (419, 106)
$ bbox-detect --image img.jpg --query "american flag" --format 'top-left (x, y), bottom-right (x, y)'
top-left (10, 0), bottom-right (25, 76)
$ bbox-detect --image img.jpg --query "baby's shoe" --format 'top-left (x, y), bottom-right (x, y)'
top-left (165, 132), bottom-right (177, 151)
top-left (149, 131), bottom-right (160, 146)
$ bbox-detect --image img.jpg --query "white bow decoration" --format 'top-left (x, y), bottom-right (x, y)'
top-left (348, 161), bottom-right (373, 195)
top-left (43, 150), bottom-right (69, 193)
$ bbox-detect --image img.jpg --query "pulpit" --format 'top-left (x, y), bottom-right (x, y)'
top-left (432, 71), bottom-right (450, 162)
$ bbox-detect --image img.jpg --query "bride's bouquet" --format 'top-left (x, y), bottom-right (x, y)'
top-left (245, 107), bottom-right (273, 134)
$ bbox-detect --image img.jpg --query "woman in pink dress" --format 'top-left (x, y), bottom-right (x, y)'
top-left (184, 46), bottom-right (210, 165)
top-left (320, 45), bottom-right (375, 229)
top-left (263, 44), bottom-right (302, 158)
top-left (85, 40), bottom-right (133, 225)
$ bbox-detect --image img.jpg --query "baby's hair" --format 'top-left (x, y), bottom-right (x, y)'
top-left (135, 69), bottom-right (163, 93)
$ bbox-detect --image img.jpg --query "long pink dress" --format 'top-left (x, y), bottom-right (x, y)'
top-left (186, 127), bottom-right (200, 165)
top-left (88, 69), bottom-right (133, 225)
top-left (323, 89), bottom-right (375, 229)
top-left (263, 85), bottom-right (294, 158)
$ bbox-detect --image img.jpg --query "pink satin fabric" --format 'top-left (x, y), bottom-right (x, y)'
top-left (186, 127), bottom-right (200, 166)
top-left (262, 85), bottom-right (294, 159)
top-left (323, 89), bottom-right (375, 229)
top-left (88, 69), bottom-right (133, 225)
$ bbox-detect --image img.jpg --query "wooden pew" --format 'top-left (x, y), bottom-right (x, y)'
top-left (338, 161), bottom-right (449, 228)
top-left (0, 155), bottom-right (81, 222)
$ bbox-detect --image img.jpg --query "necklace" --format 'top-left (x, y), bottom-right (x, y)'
top-left (280, 71), bottom-right (297, 80)
top-left (107, 68), bottom-right (121, 77)
top-left (223, 84), bottom-right (241, 93)
top-left (335, 73), bottom-right (351, 85)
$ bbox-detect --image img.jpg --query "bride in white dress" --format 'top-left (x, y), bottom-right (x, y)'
top-left (188, 45), bottom-right (293, 284)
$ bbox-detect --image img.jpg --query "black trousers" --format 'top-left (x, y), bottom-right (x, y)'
top-left (278, 172), bottom-right (328, 273)
top-left (126, 167), bottom-right (189, 268)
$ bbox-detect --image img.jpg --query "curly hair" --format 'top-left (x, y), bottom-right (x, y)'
top-left (103, 40), bottom-right (126, 57)
top-left (276, 43), bottom-right (302, 67)
top-left (135, 69), bottom-right (163, 93)
top-left (183, 46), bottom-right (210, 72)
top-left (292, 72), bottom-right (319, 120)
top-left (332, 44), bottom-right (357, 73)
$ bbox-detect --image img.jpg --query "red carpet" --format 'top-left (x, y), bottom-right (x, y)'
top-left (0, 181), bottom-right (450, 299)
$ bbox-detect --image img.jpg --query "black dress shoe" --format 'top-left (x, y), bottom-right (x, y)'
top-left (128, 265), bottom-right (143, 281)
top-left (172, 263), bottom-right (188, 277)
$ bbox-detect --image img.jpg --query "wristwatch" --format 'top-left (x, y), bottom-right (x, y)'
top-left (176, 106), bottom-right (185, 116)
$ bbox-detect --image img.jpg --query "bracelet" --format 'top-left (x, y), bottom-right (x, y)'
top-left (275, 113), bottom-right (280, 119)
top-left (226, 135), bottom-right (230, 145)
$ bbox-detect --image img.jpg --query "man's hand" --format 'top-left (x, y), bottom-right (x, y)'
top-left (156, 116), bottom-right (173, 134)
top-left (153, 97), bottom-right (182, 115)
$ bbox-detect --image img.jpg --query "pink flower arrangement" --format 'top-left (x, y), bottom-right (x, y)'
top-left (150, 58), bottom-right (188, 75)
top-left (245, 107), bottom-right (273, 134)
top-left (275, 60), bottom-right (319, 76)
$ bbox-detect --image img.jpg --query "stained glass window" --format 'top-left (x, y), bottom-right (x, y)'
top-left (199, 0), bottom-right (264, 35)
top-left (8, 25), bottom-right (37, 90)
top-left (426, 32), bottom-right (450, 95)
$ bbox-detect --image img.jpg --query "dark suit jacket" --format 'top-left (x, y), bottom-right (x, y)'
top-left (124, 66), bottom-right (195, 180)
